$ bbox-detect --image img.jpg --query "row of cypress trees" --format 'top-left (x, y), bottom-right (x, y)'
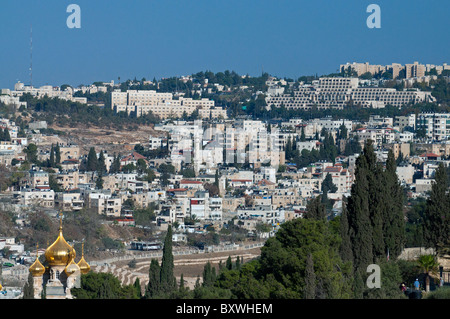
top-left (339, 141), bottom-right (406, 295)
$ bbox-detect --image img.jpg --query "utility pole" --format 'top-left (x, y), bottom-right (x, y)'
top-left (30, 24), bottom-right (33, 87)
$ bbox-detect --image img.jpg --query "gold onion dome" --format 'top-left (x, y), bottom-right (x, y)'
top-left (64, 257), bottom-right (80, 276)
top-left (29, 244), bottom-right (46, 277)
top-left (77, 243), bottom-right (90, 274)
top-left (44, 216), bottom-right (76, 267)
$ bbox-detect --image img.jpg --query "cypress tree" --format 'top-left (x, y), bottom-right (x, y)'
top-left (423, 163), bottom-right (450, 254)
top-left (3, 128), bottom-right (11, 141)
top-left (361, 140), bottom-right (385, 261)
top-left (146, 259), bottom-right (161, 298)
top-left (285, 136), bottom-right (293, 160)
top-left (347, 153), bottom-right (373, 275)
top-left (226, 256), bottom-right (233, 270)
top-left (304, 253), bottom-right (316, 299)
top-left (86, 147), bottom-right (98, 172)
top-left (383, 150), bottom-right (406, 259)
top-left (370, 164), bottom-right (385, 260)
top-left (339, 197), bottom-right (353, 264)
top-left (322, 173), bottom-right (338, 193)
top-left (49, 144), bottom-right (55, 167)
top-left (235, 256), bottom-right (241, 270)
top-left (300, 127), bottom-right (306, 142)
top-left (160, 225), bottom-right (176, 295)
top-left (305, 195), bottom-right (326, 220)
top-left (202, 262), bottom-right (216, 287)
top-left (110, 153), bottom-right (121, 173)
top-left (179, 273), bottom-right (185, 290)
top-left (55, 143), bottom-right (61, 164)
top-left (133, 278), bottom-right (142, 298)
top-left (23, 272), bottom-right (34, 299)
top-left (97, 150), bottom-right (107, 174)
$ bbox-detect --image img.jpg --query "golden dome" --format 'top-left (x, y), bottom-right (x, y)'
top-left (77, 243), bottom-right (90, 275)
top-left (44, 216), bottom-right (76, 267)
top-left (64, 257), bottom-right (80, 276)
top-left (29, 245), bottom-right (46, 277)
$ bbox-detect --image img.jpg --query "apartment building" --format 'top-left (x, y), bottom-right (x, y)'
top-left (88, 192), bottom-right (122, 217)
top-left (7, 82), bottom-right (87, 104)
top-left (189, 191), bottom-right (222, 221)
top-left (356, 127), bottom-right (396, 146)
top-left (29, 170), bottom-right (49, 188)
top-left (266, 77), bottom-right (434, 110)
top-left (58, 144), bottom-right (81, 162)
top-left (54, 170), bottom-right (80, 190)
top-left (322, 165), bottom-right (352, 194)
top-left (111, 89), bottom-right (226, 119)
top-left (405, 62), bottom-right (426, 79)
top-left (54, 193), bottom-right (84, 211)
top-left (395, 114), bottom-right (416, 131)
top-left (340, 61), bottom-right (449, 78)
top-left (416, 113), bottom-right (450, 141)
top-left (13, 188), bottom-right (55, 207)
top-left (340, 62), bottom-right (386, 76)
top-left (237, 205), bottom-right (285, 228)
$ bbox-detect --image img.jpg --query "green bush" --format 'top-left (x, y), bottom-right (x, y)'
top-left (424, 287), bottom-right (450, 299)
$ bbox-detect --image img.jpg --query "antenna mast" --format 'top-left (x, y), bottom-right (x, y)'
top-left (30, 24), bottom-right (33, 87)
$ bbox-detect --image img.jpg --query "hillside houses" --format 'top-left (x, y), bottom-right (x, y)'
top-left (0, 111), bottom-right (449, 240)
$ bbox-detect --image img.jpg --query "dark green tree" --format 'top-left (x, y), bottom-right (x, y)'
top-left (145, 259), bottom-right (161, 298)
top-left (383, 150), bottom-right (406, 259)
top-left (22, 272), bottom-right (35, 299)
top-left (322, 173), bottom-right (338, 193)
top-left (110, 153), bottom-right (121, 173)
top-left (423, 163), bottom-right (450, 254)
top-left (339, 197), bottom-right (354, 264)
top-left (202, 262), bottom-right (217, 287)
top-left (71, 272), bottom-right (139, 299)
top-left (226, 256), bottom-right (233, 270)
top-left (49, 144), bottom-right (55, 167)
top-left (300, 127), bottom-right (306, 142)
top-left (160, 225), bottom-right (176, 295)
top-left (304, 253), bottom-right (316, 299)
top-left (133, 278), bottom-right (142, 298)
top-left (24, 143), bottom-right (38, 164)
top-left (55, 143), bottom-right (61, 164)
top-left (86, 147), bottom-right (98, 172)
top-left (96, 173), bottom-right (104, 189)
top-left (347, 151), bottom-right (373, 275)
top-left (305, 195), bottom-right (326, 220)
top-left (97, 150), bottom-right (107, 174)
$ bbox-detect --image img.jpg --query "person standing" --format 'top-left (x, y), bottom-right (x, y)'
top-left (414, 278), bottom-right (420, 290)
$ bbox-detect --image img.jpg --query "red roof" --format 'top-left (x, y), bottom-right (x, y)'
top-left (36, 186), bottom-right (50, 190)
top-left (121, 152), bottom-right (147, 162)
top-left (257, 179), bottom-right (275, 186)
top-left (180, 180), bottom-right (203, 184)
top-left (420, 152), bottom-right (439, 158)
top-left (324, 166), bottom-right (342, 173)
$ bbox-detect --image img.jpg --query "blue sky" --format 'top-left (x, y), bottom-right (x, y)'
top-left (0, 0), bottom-right (448, 89)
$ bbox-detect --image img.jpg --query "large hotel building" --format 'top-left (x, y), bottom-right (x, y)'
top-left (340, 61), bottom-right (450, 78)
top-left (111, 90), bottom-right (227, 119)
top-left (266, 77), bottom-right (435, 110)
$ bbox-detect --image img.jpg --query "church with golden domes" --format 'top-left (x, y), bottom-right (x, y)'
top-left (28, 215), bottom-right (90, 299)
